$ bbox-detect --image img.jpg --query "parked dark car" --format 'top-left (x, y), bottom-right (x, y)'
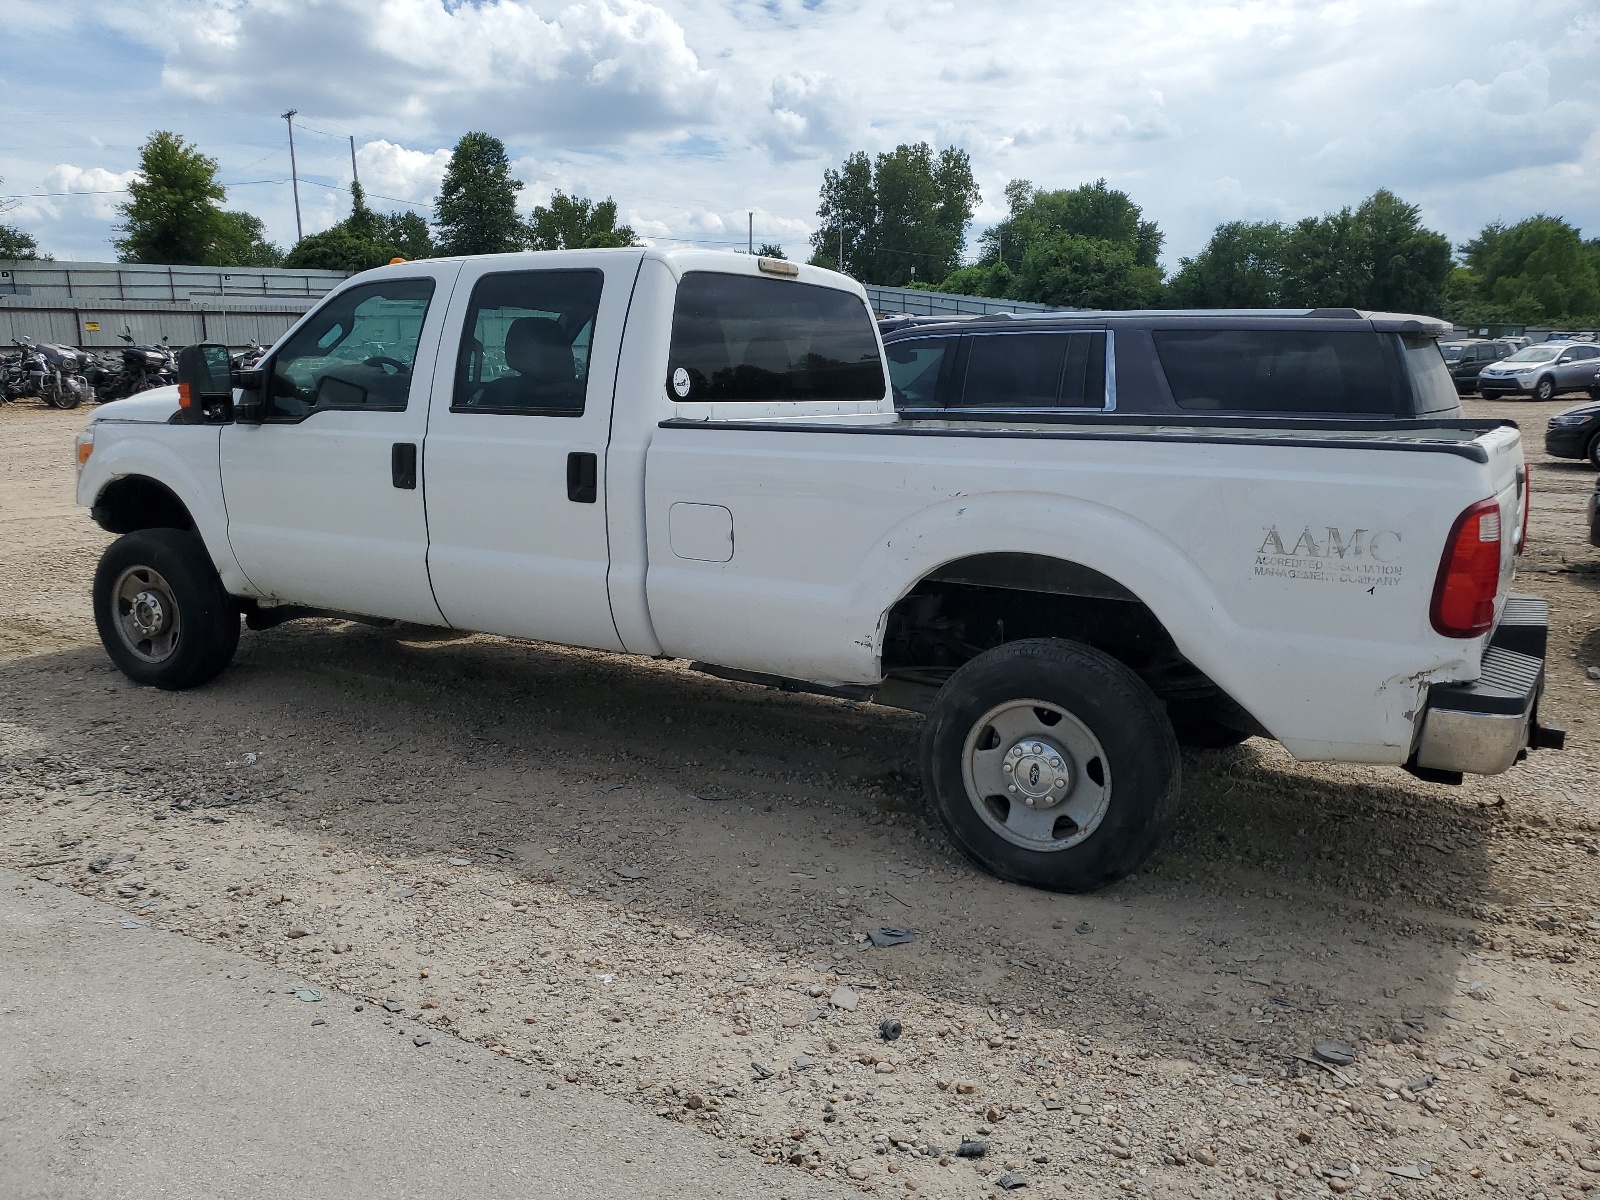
top-left (1478, 341), bottom-right (1600, 401)
top-left (1545, 392), bottom-right (1600, 467)
top-left (1439, 338), bottom-right (1513, 393)
top-left (882, 308), bottom-right (1461, 420)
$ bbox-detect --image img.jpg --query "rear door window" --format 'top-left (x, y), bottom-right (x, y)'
top-left (1152, 329), bottom-right (1401, 414)
top-left (667, 272), bottom-right (884, 402)
top-left (886, 337), bottom-right (953, 407)
top-left (453, 269), bottom-right (603, 415)
top-left (956, 331), bottom-right (1106, 409)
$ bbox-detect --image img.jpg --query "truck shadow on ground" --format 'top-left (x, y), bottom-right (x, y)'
top-left (2, 620), bottom-right (1528, 1068)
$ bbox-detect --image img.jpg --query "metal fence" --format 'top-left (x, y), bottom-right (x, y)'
top-left (0, 297), bottom-right (318, 351)
top-left (0, 259), bottom-right (346, 304)
top-left (863, 283), bottom-right (1060, 317)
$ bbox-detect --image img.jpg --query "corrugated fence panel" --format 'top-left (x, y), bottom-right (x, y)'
top-left (1, 300), bottom-right (315, 351)
top-left (863, 284), bottom-right (1063, 317)
top-left (0, 260), bottom-right (348, 303)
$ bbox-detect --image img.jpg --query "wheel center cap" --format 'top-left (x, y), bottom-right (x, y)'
top-left (1002, 738), bottom-right (1072, 807)
top-left (131, 591), bottom-right (166, 636)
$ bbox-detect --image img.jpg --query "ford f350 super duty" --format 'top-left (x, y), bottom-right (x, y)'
top-left (73, 248), bottom-right (1564, 891)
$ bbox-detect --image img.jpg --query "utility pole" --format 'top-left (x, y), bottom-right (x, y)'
top-left (349, 135), bottom-right (360, 191)
top-left (838, 222), bottom-right (845, 274)
top-left (748, 212), bottom-right (753, 255)
top-left (282, 110), bottom-right (302, 242)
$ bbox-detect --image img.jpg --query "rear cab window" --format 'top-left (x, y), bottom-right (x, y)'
top-left (667, 272), bottom-right (885, 410)
top-left (1152, 329), bottom-right (1404, 415)
top-left (1401, 336), bottom-right (1463, 414)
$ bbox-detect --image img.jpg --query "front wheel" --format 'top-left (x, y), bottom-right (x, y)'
top-left (93, 529), bottom-right (240, 689)
top-left (1534, 377), bottom-right (1556, 402)
top-left (1588, 432), bottom-right (1600, 470)
top-left (920, 638), bottom-right (1181, 892)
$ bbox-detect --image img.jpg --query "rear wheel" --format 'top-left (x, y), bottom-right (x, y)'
top-left (93, 529), bottom-right (239, 689)
top-left (920, 638), bottom-right (1181, 892)
top-left (1534, 377), bottom-right (1556, 402)
top-left (1588, 432), bottom-right (1600, 470)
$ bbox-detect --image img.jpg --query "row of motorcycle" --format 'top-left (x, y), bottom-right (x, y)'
top-left (0, 330), bottom-right (266, 410)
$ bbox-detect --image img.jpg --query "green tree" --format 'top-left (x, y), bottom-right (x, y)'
top-left (756, 242), bottom-right (786, 259)
top-left (214, 210), bottom-right (283, 267)
top-left (808, 143), bottom-right (979, 286)
top-left (1453, 215), bottom-right (1600, 325)
top-left (526, 191), bottom-right (637, 250)
top-left (1167, 221), bottom-right (1288, 307)
top-left (0, 180), bottom-right (47, 260)
top-left (114, 132), bottom-right (228, 264)
top-left (434, 132), bottom-right (524, 256)
top-left (1169, 189), bottom-right (1451, 315)
top-left (961, 178), bottom-right (1164, 307)
top-left (932, 259), bottom-right (1013, 299)
top-left (284, 182), bottom-right (403, 272)
top-left (385, 210), bottom-right (435, 260)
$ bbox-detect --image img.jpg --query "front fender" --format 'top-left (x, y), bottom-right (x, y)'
top-left (79, 423), bottom-right (256, 597)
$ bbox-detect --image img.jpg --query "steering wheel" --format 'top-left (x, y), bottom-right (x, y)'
top-left (362, 356), bottom-right (409, 374)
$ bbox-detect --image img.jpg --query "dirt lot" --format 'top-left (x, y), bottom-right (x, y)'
top-left (2, 396), bottom-right (1597, 1200)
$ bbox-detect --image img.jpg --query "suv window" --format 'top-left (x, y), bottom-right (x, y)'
top-left (886, 337), bottom-right (952, 407)
top-left (958, 331), bottom-right (1105, 409)
top-left (668, 272), bottom-right (884, 403)
top-left (1153, 329), bottom-right (1400, 414)
top-left (1401, 336), bottom-right (1461, 414)
top-left (1575, 345), bottom-right (1600, 361)
top-left (453, 270), bottom-right (602, 415)
top-left (267, 278), bottom-right (435, 421)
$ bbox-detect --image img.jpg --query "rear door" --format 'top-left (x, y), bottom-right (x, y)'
top-left (422, 251), bottom-right (642, 650)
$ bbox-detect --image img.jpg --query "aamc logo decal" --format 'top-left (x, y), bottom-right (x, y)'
top-left (1254, 525), bottom-right (1403, 591)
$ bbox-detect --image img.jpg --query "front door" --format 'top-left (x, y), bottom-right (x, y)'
top-left (220, 264), bottom-right (460, 623)
top-left (422, 252), bottom-right (641, 650)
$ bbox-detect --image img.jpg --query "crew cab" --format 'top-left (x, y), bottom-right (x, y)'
top-left (881, 308), bottom-right (1463, 418)
top-left (74, 249), bottom-right (1563, 892)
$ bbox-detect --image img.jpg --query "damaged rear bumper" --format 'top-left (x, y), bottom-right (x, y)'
top-left (1407, 595), bottom-right (1565, 782)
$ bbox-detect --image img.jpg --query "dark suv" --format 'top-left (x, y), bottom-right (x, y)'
top-left (1439, 338), bottom-right (1513, 394)
top-left (881, 308), bottom-right (1461, 420)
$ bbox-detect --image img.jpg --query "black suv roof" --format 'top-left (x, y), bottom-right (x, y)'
top-left (878, 308), bottom-right (1452, 339)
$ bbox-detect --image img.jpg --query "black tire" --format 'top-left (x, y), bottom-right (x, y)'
top-left (1167, 699), bottom-right (1252, 749)
top-left (1534, 377), bottom-right (1556, 403)
top-left (93, 529), bottom-right (240, 689)
top-left (920, 638), bottom-right (1181, 892)
top-left (1588, 432), bottom-right (1600, 470)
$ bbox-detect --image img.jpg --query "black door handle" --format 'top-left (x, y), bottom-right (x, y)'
top-left (392, 442), bottom-right (417, 490)
top-left (567, 451), bottom-right (597, 503)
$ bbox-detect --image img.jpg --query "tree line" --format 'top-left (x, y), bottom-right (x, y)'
top-left (808, 141), bottom-right (1600, 327)
top-left (0, 130), bottom-right (638, 273)
top-left (6, 127), bottom-right (1597, 327)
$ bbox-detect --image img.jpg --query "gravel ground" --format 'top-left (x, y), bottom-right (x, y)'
top-left (1, 397), bottom-right (1597, 1200)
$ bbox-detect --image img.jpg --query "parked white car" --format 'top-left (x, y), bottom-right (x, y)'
top-left (74, 249), bottom-right (1564, 891)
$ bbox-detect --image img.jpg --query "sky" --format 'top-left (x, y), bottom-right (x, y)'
top-left (2, 0), bottom-right (1598, 270)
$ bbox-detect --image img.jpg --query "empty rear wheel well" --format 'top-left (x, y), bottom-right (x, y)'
top-left (91, 476), bottom-right (196, 535)
top-left (882, 553), bottom-right (1258, 730)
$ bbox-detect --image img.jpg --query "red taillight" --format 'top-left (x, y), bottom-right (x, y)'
top-left (1431, 498), bottom-right (1503, 638)
top-left (1516, 466), bottom-right (1530, 555)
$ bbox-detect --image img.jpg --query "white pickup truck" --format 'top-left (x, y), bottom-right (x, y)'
top-left (74, 249), bottom-right (1564, 891)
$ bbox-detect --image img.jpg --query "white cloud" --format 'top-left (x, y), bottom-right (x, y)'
top-left (355, 140), bottom-right (451, 205)
top-left (3, 0), bottom-right (1598, 264)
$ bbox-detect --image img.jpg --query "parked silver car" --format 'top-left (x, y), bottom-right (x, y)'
top-left (1478, 341), bottom-right (1600, 401)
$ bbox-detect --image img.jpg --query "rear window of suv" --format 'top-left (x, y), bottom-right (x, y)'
top-left (667, 272), bottom-right (885, 403)
top-left (1153, 329), bottom-right (1400, 414)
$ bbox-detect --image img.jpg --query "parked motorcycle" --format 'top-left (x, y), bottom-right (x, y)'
top-left (93, 328), bottom-right (176, 402)
top-left (8, 336), bottom-right (92, 409)
top-left (230, 339), bottom-right (267, 372)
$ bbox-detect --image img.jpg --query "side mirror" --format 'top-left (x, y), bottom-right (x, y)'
top-left (175, 343), bottom-right (234, 424)
top-left (231, 365), bottom-right (266, 424)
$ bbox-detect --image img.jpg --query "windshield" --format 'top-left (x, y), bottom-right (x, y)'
top-left (1506, 346), bottom-right (1560, 363)
top-left (1441, 345), bottom-right (1464, 361)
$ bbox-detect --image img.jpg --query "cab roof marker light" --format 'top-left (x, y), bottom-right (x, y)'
top-left (757, 257), bottom-right (799, 277)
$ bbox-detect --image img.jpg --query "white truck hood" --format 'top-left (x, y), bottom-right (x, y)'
top-left (93, 385), bottom-right (181, 424)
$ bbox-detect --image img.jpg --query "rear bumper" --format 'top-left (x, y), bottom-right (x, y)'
top-left (1409, 595), bottom-right (1563, 778)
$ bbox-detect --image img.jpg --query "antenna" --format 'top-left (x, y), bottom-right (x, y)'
top-left (282, 110), bottom-right (302, 242)
top-left (748, 212), bottom-right (753, 255)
